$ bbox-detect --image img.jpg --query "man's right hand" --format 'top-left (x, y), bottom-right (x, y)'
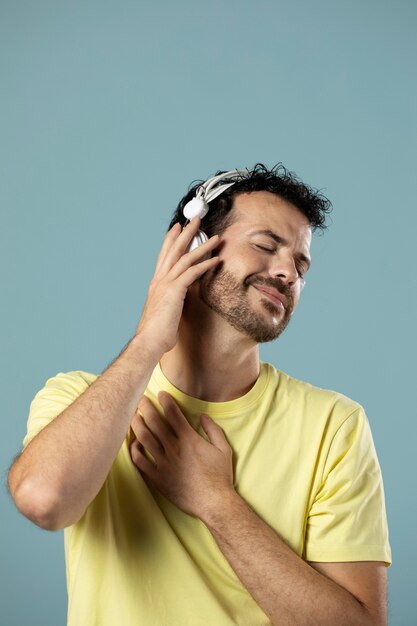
top-left (135, 216), bottom-right (221, 356)
top-left (8, 220), bottom-right (222, 531)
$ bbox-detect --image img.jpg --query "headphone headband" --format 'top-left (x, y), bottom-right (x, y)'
top-left (196, 168), bottom-right (250, 202)
top-left (183, 168), bottom-right (250, 221)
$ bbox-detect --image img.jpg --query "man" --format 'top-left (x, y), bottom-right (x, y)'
top-left (8, 163), bottom-right (391, 626)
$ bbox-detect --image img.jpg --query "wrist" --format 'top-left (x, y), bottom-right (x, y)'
top-left (200, 487), bottom-right (241, 529)
top-left (129, 331), bottom-right (164, 365)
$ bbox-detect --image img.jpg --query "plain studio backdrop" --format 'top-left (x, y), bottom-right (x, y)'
top-left (1, 1), bottom-right (416, 624)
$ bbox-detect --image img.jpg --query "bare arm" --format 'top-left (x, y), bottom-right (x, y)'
top-left (204, 491), bottom-right (386, 626)
top-left (8, 332), bottom-right (161, 530)
top-left (8, 216), bottom-right (221, 531)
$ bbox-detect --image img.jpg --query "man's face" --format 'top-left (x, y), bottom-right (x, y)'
top-left (198, 191), bottom-right (312, 343)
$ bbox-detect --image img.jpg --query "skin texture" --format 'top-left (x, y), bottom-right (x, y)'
top-left (197, 199), bottom-right (308, 344)
top-left (129, 191), bottom-right (388, 625)
top-left (159, 191), bottom-right (311, 402)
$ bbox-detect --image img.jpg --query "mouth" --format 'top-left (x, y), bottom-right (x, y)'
top-left (253, 286), bottom-right (286, 310)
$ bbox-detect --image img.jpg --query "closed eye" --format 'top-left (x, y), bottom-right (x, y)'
top-left (254, 244), bottom-right (306, 277)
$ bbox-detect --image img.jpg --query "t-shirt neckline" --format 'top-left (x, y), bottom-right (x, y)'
top-left (151, 359), bottom-right (271, 417)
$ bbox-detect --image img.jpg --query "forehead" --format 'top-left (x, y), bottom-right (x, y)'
top-left (228, 191), bottom-right (312, 244)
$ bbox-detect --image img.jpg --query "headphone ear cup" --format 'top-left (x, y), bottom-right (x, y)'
top-left (183, 197), bottom-right (209, 220)
top-left (186, 230), bottom-right (209, 253)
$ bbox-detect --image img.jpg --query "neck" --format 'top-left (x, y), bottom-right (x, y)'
top-left (159, 293), bottom-right (261, 403)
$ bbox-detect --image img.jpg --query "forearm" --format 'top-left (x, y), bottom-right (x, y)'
top-left (9, 332), bottom-right (161, 530)
top-left (203, 490), bottom-right (374, 626)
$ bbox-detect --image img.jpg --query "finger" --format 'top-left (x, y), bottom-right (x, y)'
top-left (131, 411), bottom-right (165, 460)
top-left (154, 222), bottom-right (182, 276)
top-left (200, 414), bottom-right (232, 454)
top-left (130, 439), bottom-right (158, 478)
top-left (137, 394), bottom-right (164, 422)
top-left (156, 216), bottom-right (203, 277)
top-left (157, 391), bottom-right (192, 436)
top-left (138, 396), bottom-right (178, 449)
top-left (174, 255), bottom-right (221, 288)
top-left (167, 234), bottom-right (221, 281)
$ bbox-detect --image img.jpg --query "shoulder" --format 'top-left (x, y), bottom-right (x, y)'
top-left (30, 370), bottom-right (99, 405)
top-left (264, 361), bottom-right (366, 430)
top-left (38, 370), bottom-right (99, 394)
top-left (23, 370), bottom-right (99, 449)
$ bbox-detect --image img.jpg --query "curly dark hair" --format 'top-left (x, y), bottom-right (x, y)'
top-left (167, 162), bottom-right (332, 238)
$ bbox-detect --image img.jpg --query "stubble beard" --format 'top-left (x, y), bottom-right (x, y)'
top-left (198, 265), bottom-right (293, 344)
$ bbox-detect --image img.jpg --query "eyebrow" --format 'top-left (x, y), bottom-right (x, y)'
top-left (249, 229), bottom-right (312, 270)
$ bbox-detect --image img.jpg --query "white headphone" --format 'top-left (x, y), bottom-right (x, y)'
top-left (182, 167), bottom-right (307, 290)
top-left (183, 169), bottom-right (250, 252)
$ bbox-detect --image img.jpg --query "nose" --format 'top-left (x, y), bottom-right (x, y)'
top-left (268, 253), bottom-right (299, 286)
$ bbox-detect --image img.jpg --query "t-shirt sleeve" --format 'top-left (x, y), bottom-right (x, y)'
top-left (304, 406), bottom-right (392, 567)
top-left (22, 371), bottom-right (97, 450)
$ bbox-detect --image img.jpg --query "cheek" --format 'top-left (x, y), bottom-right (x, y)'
top-left (219, 241), bottom-right (263, 269)
top-left (217, 240), bottom-right (269, 284)
top-left (292, 288), bottom-right (301, 310)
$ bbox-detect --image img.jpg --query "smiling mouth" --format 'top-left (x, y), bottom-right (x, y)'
top-left (253, 286), bottom-right (285, 310)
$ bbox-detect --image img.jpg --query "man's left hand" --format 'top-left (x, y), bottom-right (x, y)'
top-left (129, 391), bottom-right (235, 520)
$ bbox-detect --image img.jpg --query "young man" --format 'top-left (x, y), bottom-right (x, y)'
top-left (9, 164), bottom-right (391, 626)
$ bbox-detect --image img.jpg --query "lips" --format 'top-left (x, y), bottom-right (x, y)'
top-left (254, 285), bottom-right (287, 309)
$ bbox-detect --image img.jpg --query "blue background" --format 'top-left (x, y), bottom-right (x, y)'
top-left (1, 1), bottom-right (416, 624)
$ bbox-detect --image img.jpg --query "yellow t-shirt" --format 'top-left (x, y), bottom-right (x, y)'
top-left (22, 361), bottom-right (392, 626)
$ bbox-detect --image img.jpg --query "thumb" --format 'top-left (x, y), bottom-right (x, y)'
top-left (200, 414), bottom-right (230, 453)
